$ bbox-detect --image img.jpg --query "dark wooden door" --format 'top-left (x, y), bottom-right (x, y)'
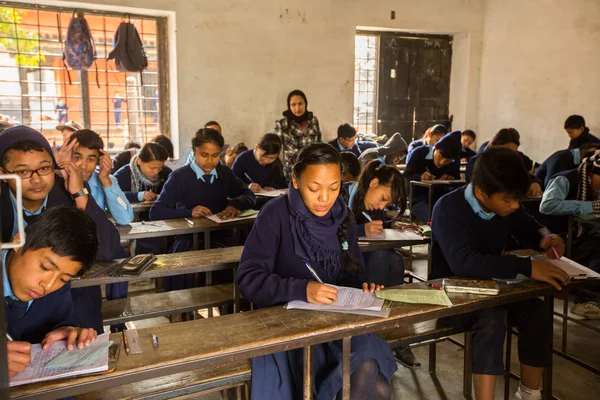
top-left (376, 34), bottom-right (452, 143)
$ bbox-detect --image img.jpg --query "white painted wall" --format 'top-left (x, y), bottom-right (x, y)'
top-left (478, 0), bottom-right (600, 162)
top-left (59, 0), bottom-right (485, 164)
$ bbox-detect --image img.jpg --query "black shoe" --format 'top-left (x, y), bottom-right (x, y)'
top-left (394, 346), bottom-right (421, 369)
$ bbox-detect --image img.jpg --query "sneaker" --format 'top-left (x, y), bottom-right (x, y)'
top-left (514, 381), bottom-right (541, 400)
top-left (571, 301), bottom-right (600, 319)
top-left (393, 346), bottom-right (421, 369)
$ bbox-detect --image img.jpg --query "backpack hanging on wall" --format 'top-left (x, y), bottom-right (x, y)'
top-left (107, 20), bottom-right (148, 74)
top-left (61, 11), bottom-right (99, 86)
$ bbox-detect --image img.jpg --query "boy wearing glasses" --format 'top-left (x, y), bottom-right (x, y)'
top-left (328, 123), bottom-right (362, 157)
top-left (0, 125), bottom-right (123, 332)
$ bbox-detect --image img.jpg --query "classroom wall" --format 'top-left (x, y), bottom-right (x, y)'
top-left (56, 0), bottom-right (485, 164)
top-left (478, 0), bottom-right (600, 162)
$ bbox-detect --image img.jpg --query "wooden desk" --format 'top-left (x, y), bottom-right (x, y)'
top-left (408, 180), bottom-right (466, 222)
top-left (12, 279), bottom-right (573, 400)
top-left (358, 237), bottom-right (429, 252)
top-left (131, 201), bottom-right (154, 215)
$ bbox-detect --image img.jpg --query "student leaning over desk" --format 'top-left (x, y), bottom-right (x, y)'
top-left (237, 143), bottom-right (396, 400)
top-left (430, 147), bottom-right (570, 400)
top-left (3, 207), bottom-right (99, 378)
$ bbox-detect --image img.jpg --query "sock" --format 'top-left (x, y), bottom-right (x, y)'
top-left (516, 381), bottom-right (542, 400)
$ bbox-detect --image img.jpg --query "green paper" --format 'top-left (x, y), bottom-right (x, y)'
top-left (239, 209), bottom-right (259, 217)
top-left (376, 289), bottom-right (453, 307)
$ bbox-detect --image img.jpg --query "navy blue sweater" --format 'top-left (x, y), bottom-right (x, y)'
top-left (430, 186), bottom-right (543, 280)
top-left (327, 138), bottom-right (362, 158)
top-left (466, 153), bottom-right (542, 187)
top-left (476, 142), bottom-right (538, 171)
top-left (568, 131), bottom-right (600, 150)
top-left (460, 147), bottom-right (476, 160)
top-left (150, 164), bottom-right (256, 220)
top-left (231, 150), bottom-right (287, 189)
top-left (236, 195), bottom-right (364, 309)
top-left (114, 164), bottom-right (172, 203)
top-left (404, 145), bottom-right (461, 199)
top-left (535, 149), bottom-right (576, 189)
top-left (6, 281), bottom-right (77, 343)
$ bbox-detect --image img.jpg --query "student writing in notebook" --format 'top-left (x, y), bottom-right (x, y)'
top-left (539, 150), bottom-right (600, 319)
top-left (232, 133), bottom-right (287, 193)
top-left (4, 207), bottom-right (99, 378)
top-left (236, 143), bottom-right (396, 400)
top-left (407, 124), bottom-right (448, 154)
top-left (431, 148), bottom-right (569, 400)
top-left (151, 128), bottom-right (255, 291)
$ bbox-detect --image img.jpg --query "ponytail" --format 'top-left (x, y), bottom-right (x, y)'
top-left (336, 210), bottom-right (361, 275)
top-left (351, 160), bottom-right (406, 217)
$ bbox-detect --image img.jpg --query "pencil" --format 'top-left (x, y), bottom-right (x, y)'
top-left (185, 218), bottom-right (195, 226)
top-left (361, 211), bottom-right (373, 222)
top-left (123, 331), bottom-right (130, 355)
top-left (244, 172), bottom-right (254, 183)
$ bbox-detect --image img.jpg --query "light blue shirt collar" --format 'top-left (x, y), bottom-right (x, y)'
top-left (2, 250), bottom-right (33, 310)
top-left (425, 147), bottom-right (435, 160)
top-left (189, 161), bottom-right (218, 183)
top-left (464, 183), bottom-right (496, 220)
top-left (571, 148), bottom-right (581, 165)
top-left (9, 189), bottom-right (48, 238)
top-left (347, 182), bottom-right (358, 208)
top-left (337, 139), bottom-right (347, 151)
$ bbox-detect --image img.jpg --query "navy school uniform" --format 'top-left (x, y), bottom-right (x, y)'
top-left (466, 153), bottom-right (542, 187)
top-left (568, 130), bottom-right (600, 150)
top-left (236, 189), bottom-right (397, 400)
top-left (430, 184), bottom-right (552, 375)
top-left (346, 182), bottom-right (405, 287)
top-left (327, 138), bottom-right (362, 158)
top-left (231, 149), bottom-right (287, 189)
top-left (404, 145), bottom-right (460, 223)
top-left (113, 163), bottom-right (172, 204)
top-left (0, 176), bottom-right (125, 333)
top-left (460, 147), bottom-right (476, 160)
top-left (476, 142), bottom-right (538, 171)
top-left (407, 138), bottom-right (426, 154)
top-left (150, 163), bottom-right (256, 291)
top-left (535, 149), bottom-right (579, 189)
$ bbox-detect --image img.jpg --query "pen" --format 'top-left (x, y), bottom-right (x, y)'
top-left (539, 227), bottom-right (560, 259)
top-left (361, 211), bottom-right (373, 222)
top-left (427, 283), bottom-right (442, 290)
top-left (303, 260), bottom-right (324, 284)
top-left (185, 218), bottom-right (195, 226)
top-left (244, 172), bottom-right (254, 183)
top-left (123, 331), bottom-right (130, 355)
top-left (6, 333), bottom-right (13, 341)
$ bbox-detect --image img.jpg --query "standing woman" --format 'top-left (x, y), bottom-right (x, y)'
top-left (236, 143), bottom-right (396, 400)
top-left (274, 89), bottom-right (322, 180)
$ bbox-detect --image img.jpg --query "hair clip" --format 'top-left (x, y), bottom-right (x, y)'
top-left (342, 241), bottom-right (349, 251)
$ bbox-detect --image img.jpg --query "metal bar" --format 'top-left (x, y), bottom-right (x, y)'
top-left (428, 185), bottom-right (433, 221)
top-left (303, 345), bottom-right (313, 400)
top-left (408, 182), bottom-right (414, 223)
top-left (554, 311), bottom-right (600, 334)
top-left (342, 337), bottom-right (351, 400)
top-left (561, 297), bottom-right (568, 352)
top-left (428, 342), bottom-right (437, 374)
top-left (552, 348), bottom-right (600, 376)
top-left (80, 70), bottom-right (91, 129)
top-left (542, 295), bottom-right (554, 400)
top-left (0, 1), bottom-right (162, 21)
top-left (463, 331), bottom-right (473, 400)
top-left (504, 327), bottom-right (512, 400)
top-left (566, 217), bottom-right (573, 258)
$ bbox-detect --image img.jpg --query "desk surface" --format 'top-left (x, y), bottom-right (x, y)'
top-left (410, 180), bottom-right (466, 187)
top-left (131, 201), bottom-right (154, 214)
top-left (117, 217), bottom-right (257, 240)
top-left (12, 279), bottom-right (567, 400)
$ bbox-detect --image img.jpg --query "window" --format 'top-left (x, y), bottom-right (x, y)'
top-left (353, 34), bottom-right (378, 136)
top-left (0, 3), bottom-right (169, 152)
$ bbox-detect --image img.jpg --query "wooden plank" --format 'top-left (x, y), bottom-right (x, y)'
top-left (72, 247), bottom-right (243, 288)
top-left (117, 218), bottom-right (256, 241)
top-left (131, 201), bottom-right (154, 214)
top-left (77, 361), bottom-right (251, 400)
top-left (12, 279), bottom-right (571, 400)
top-left (102, 284), bottom-right (234, 325)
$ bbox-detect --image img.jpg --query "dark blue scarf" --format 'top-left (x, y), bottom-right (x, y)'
top-left (287, 186), bottom-right (347, 280)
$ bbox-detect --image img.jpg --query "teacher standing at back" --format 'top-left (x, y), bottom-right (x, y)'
top-left (274, 89), bottom-right (322, 180)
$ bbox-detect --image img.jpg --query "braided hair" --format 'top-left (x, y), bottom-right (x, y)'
top-left (292, 143), bottom-right (362, 275)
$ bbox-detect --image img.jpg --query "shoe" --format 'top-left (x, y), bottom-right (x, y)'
top-left (514, 381), bottom-right (541, 400)
top-left (393, 346), bottom-right (421, 369)
top-left (571, 301), bottom-right (600, 319)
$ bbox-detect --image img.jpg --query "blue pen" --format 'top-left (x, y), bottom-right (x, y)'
top-left (361, 211), bottom-right (373, 222)
top-left (303, 260), bottom-right (324, 283)
top-left (244, 172), bottom-right (254, 184)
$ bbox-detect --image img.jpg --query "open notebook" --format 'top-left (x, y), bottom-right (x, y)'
top-left (206, 209), bottom-right (259, 224)
top-left (358, 229), bottom-right (425, 242)
top-left (287, 285), bottom-right (390, 317)
top-left (256, 188), bottom-right (288, 198)
top-left (10, 333), bottom-right (112, 387)
top-left (530, 255), bottom-right (600, 279)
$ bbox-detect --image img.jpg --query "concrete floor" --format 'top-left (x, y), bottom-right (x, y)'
top-left (112, 256), bottom-right (600, 400)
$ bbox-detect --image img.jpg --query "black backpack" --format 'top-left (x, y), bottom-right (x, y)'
top-left (107, 22), bottom-right (148, 73)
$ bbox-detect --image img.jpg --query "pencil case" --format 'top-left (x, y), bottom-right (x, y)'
top-left (110, 254), bottom-right (156, 277)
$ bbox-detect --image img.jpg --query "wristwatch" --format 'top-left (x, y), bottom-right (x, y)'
top-left (71, 188), bottom-right (89, 200)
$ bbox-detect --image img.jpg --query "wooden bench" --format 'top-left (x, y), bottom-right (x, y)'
top-left (102, 283), bottom-right (235, 325)
top-left (77, 360), bottom-right (252, 400)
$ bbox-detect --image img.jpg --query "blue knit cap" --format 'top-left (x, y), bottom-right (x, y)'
top-left (0, 125), bottom-right (56, 165)
top-left (434, 130), bottom-right (461, 160)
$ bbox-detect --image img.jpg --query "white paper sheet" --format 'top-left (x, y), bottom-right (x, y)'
top-left (10, 333), bottom-right (111, 387)
top-left (530, 255), bottom-right (600, 278)
top-left (256, 188), bottom-right (288, 198)
top-left (287, 285), bottom-right (384, 312)
top-left (358, 229), bottom-right (425, 242)
top-left (206, 210), bottom-right (258, 224)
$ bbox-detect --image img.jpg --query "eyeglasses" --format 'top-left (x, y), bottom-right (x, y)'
top-left (6, 165), bottom-right (55, 179)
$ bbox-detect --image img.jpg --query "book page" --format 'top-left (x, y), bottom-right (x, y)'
top-left (287, 285), bottom-right (384, 312)
top-left (10, 333), bottom-right (111, 387)
top-left (206, 209), bottom-right (258, 224)
top-left (256, 188), bottom-right (288, 198)
top-left (359, 229), bottom-right (425, 242)
top-left (531, 255), bottom-right (600, 278)
top-left (376, 289), bottom-right (453, 307)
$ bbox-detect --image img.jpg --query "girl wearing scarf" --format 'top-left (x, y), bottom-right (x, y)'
top-left (236, 143), bottom-right (396, 400)
top-left (274, 89), bottom-right (322, 181)
top-left (540, 150), bottom-right (600, 319)
top-left (114, 142), bottom-right (172, 204)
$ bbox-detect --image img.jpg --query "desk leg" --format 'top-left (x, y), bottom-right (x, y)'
top-left (303, 345), bottom-right (314, 400)
top-left (342, 336), bottom-right (351, 400)
top-left (409, 183), bottom-right (414, 223)
top-left (542, 294), bottom-right (554, 400)
top-left (428, 186), bottom-right (433, 222)
top-left (562, 295), bottom-right (569, 353)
